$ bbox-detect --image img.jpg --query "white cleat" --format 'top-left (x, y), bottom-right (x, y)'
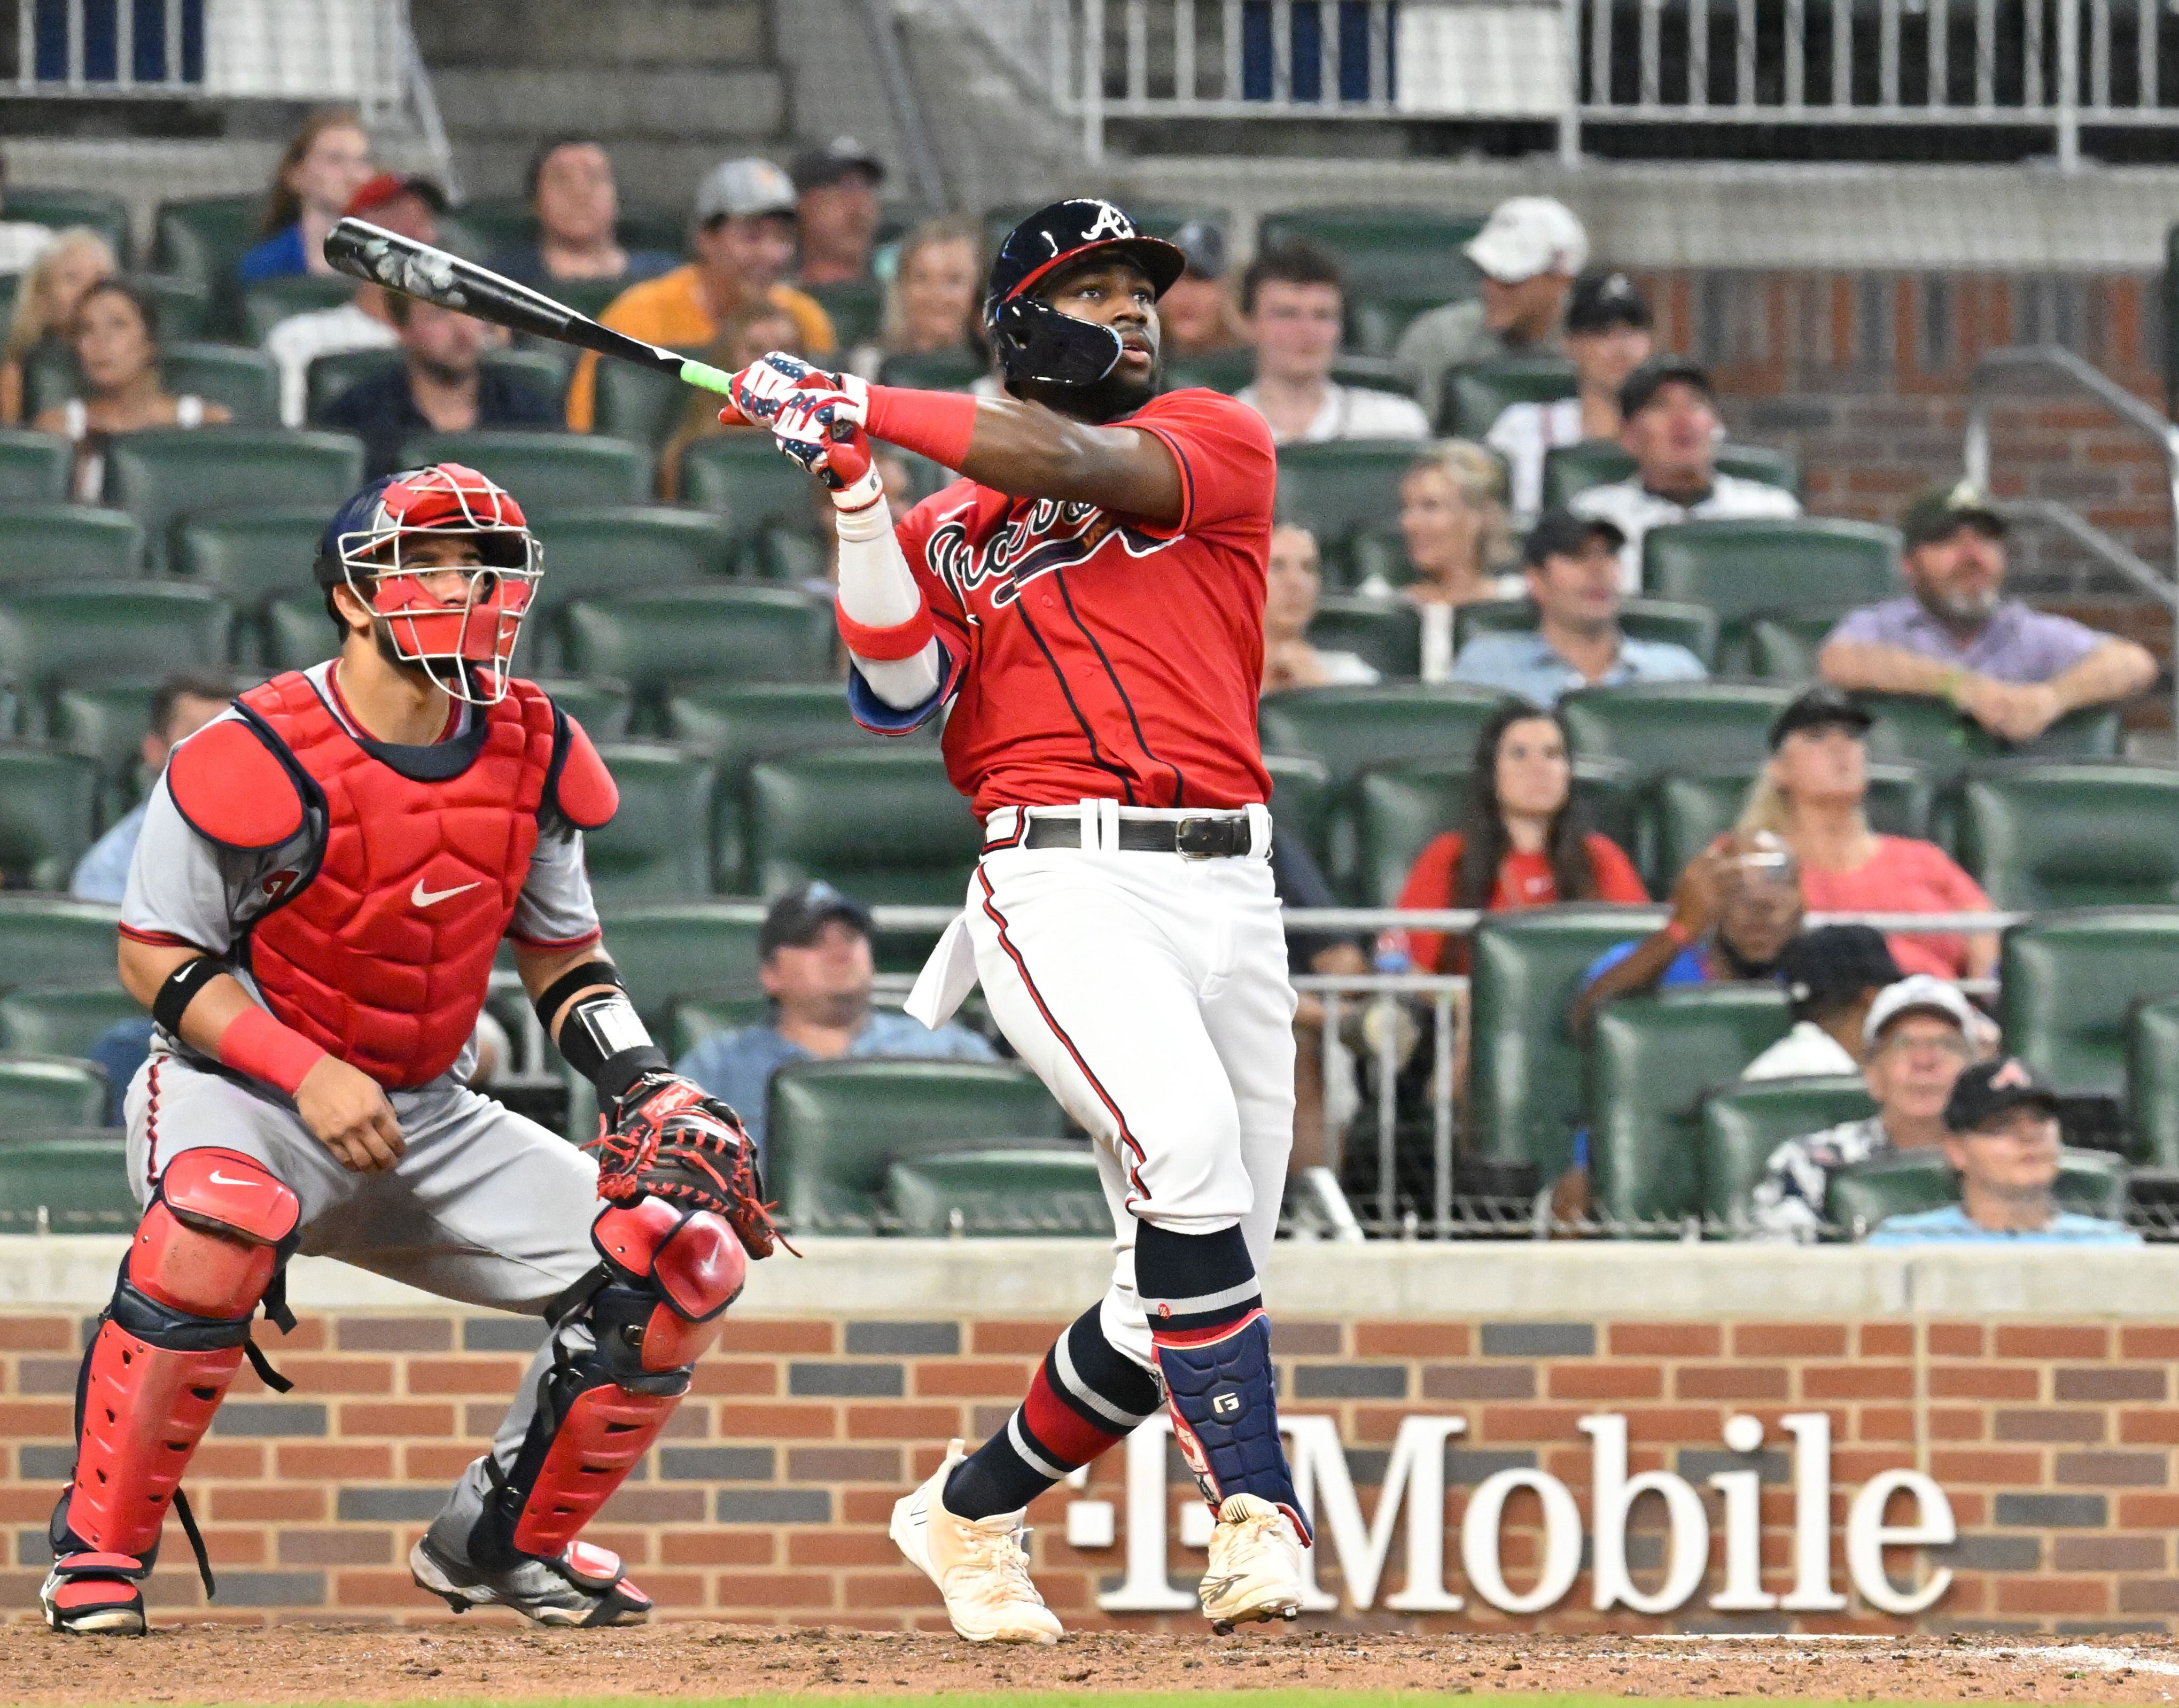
top-left (1198, 1492), bottom-right (1305, 1634)
top-left (890, 1438), bottom-right (1064, 1644)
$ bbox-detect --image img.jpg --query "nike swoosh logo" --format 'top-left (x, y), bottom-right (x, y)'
top-left (207, 1171), bottom-right (255, 1187)
top-left (411, 878), bottom-right (484, 908)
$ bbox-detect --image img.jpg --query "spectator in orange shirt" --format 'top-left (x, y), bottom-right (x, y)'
top-left (565, 156), bottom-right (834, 431)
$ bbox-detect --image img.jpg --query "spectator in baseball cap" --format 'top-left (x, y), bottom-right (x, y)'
top-left (1157, 218), bottom-right (1244, 358)
top-left (1485, 271), bottom-right (1654, 517)
top-left (485, 136), bottom-right (676, 294)
top-left (1740, 925), bottom-right (1902, 1082)
top-left (565, 155), bottom-right (835, 432)
top-left (1818, 479), bottom-right (2155, 744)
top-left (239, 110), bottom-right (375, 283)
top-left (792, 136), bottom-right (887, 288)
top-left (1569, 356), bottom-right (1801, 587)
top-left (1392, 195), bottom-right (1586, 424)
top-left (1867, 1058), bottom-right (2140, 1244)
top-left (673, 881), bottom-right (994, 1161)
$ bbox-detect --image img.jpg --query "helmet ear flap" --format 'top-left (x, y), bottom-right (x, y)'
top-left (988, 296), bottom-right (1124, 389)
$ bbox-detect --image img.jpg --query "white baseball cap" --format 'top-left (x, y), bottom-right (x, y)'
top-left (1464, 196), bottom-right (1589, 284)
top-left (696, 157), bottom-right (798, 224)
top-left (1863, 974), bottom-right (1977, 1047)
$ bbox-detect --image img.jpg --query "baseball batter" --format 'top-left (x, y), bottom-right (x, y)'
top-left (727, 198), bottom-right (1311, 1642)
top-left (39, 463), bottom-right (774, 1635)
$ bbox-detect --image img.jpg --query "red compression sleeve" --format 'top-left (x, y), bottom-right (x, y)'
top-left (219, 1007), bottom-right (326, 1097)
top-left (863, 385), bottom-right (979, 470)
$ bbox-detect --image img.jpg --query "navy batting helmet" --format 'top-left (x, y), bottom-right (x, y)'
top-left (984, 198), bottom-right (1185, 388)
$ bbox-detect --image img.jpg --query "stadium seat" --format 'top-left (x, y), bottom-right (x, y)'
top-left (1259, 684), bottom-right (1508, 796)
top-left (1745, 612), bottom-right (1834, 681)
top-left (678, 434), bottom-right (829, 555)
top-left (0, 585), bottom-right (231, 700)
top-left (0, 749), bottom-right (102, 889)
top-left (49, 682), bottom-right (170, 791)
top-left (594, 900), bottom-right (767, 1031)
top-left (1589, 987), bottom-right (1794, 1225)
top-left (1263, 751), bottom-right (1333, 869)
top-left (239, 276), bottom-right (355, 344)
top-left (1640, 518), bottom-right (1898, 665)
top-left (1353, 757), bottom-right (1640, 909)
top-left (132, 276), bottom-right (214, 344)
top-left (1163, 350), bottom-right (1255, 395)
top-left (2127, 995), bottom-right (2179, 1167)
top-left (173, 507), bottom-right (325, 610)
top-left (105, 430), bottom-right (363, 571)
top-left (1540, 441), bottom-right (1802, 509)
top-left (1699, 1074), bottom-right (1877, 1230)
top-left (766, 1058), bottom-right (1069, 1231)
top-left (1467, 904), bottom-right (1667, 1182)
top-left (161, 344), bottom-right (281, 428)
top-left (1452, 596), bottom-right (1720, 672)
top-left (1858, 692), bottom-right (2123, 779)
top-left (887, 1144), bottom-right (1108, 1237)
top-left (744, 521), bottom-right (830, 583)
top-left (1274, 441), bottom-right (1426, 555)
top-left (0, 1131), bottom-right (137, 1233)
top-left (531, 677), bottom-right (633, 740)
top-left (581, 744), bottom-right (717, 900)
top-left (1559, 682), bottom-right (1795, 782)
top-left (557, 586), bottom-right (835, 711)
top-left (1307, 596), bottom-right (1422, 679)
top-left (261, 595), bottom-right (337, 673)
top-left (530, 507), bottom-right (734, 621)
top-left (806, 281), bottom-right (883, 349)
top-left (0, 1056), bottom-right (108, 1129)
top-left (1441, 356), bottom-right (1577, 439)
top-left (594, 355), bottom-right (697, 451)
top-left (0, 430), bottom-right (71, 503)
top-left (746, 748), bottom-right (979, 904)
top-left (1827, 1147), bottom-right (2128, 1237)
top-left (0, 506), bottom-right (142, 583)
top-left (1257, 206), bottom-right (1483, 305)
top-left (153, 194), bottom-right (262, 297)
top-left (877, 350), bottom-right (985, 390)
top-left (666, 992), bottom-right (773, 1059)
top-left (2001, 909), bottom-right (2179, 1101)
top-left (1636, 762), bottom-right (1934, 896)
top-left (0, 987), bottom-right (141, 1059)
top-left (396, 432), bottom-right (651, 511)
top-left (1954, 763), bottom-right (2179, 910)
top-left (4, 188), bottom-right (128, 259)
top-left (0, 898), bottom-right (125, 991)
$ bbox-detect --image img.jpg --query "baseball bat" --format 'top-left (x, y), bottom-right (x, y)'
top-left (323, 217), bottom-right (749, 421)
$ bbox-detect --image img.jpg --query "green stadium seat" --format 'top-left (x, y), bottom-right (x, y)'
top-left (442, 196), bottom-right (533, 254)
top-left (1745, 612), bottom-right (1833, 681)
top-left (1858, 692), bottom-right (2124, 780)
top-left (1257, 207), bottom-right (1483, 304)
top-left (1264, 751), bottom-right (1333, 869)
top-left (1640, 519), bottom-right (1898, 654)
top-left (0, 898), bottom-right (123, 990)
top-left (239, 276), bottom-right (355, 344)
top-left (2001, 909), bottom-right (2179, 1101)
top-left (767, 1058), bottom-right (1069, 1231)
top-left (1589, 987), bottom-right (1794, 1225)
top-left (1700, 1074), bottom-right (1877, 1230)
top-left (1827, 1147), bottom-right (2128, 1238)
top-left (1468, 904), bottom-right (1667, 1181)
top-left (1560, 682), bottom-right (1794, 782)
top-left (161, 344), bottom-right (281, 427)
top-left (1258, 684), bottom-right (1508, 796)
top-left (747, 748), bottom-right (978, 904)
top-left (155, 195), bottom-right (264, 295)
top-left (395, 432), bottom-right (650, 511)
top-left (1540, 441), bottom-right (1802, 509)
top-left (679, 433), bottom-right (832, 553)
top-left (1718, 444), bottom-right (1803, 495)
top-left (49, 681), bottom-right (175, 791)
top-left (0, 1131), bottom-right (136, 1233)
top-left (1636, 762), bottom-right (1934, 897)
top-left (4, 189), bottom-right (129, 259)
top-left (531, 507), bottom-right (733, 620)
top-left (1274, 441), bottom-right (1426, 554)
top-left (0, 987), bottom-right (141, 1058)
top-left (0, 506), bottom-right (142, 583)
top-left (557, 587), bottom-right (834, 712)
top-left (105, 430), bottom-right (362, 570)
top-left (744, 521), bottom-right (830, 583)
top-left (0, 1056), bottom-right (108, 1129)
top-left (595, 900), bottom-right (766, 1032)
top-left (581, 744), bottom-right (717, 900)
top-left (1163, 349), bottom-right (1255, 395)
top-left (806, 281), bottom-right (883, 349)
top-left (2127, 995), bottom-right (2179, 1167)
top-left (0, 749), bottom-right (102, 889)
top-left (530, 677), bottom-right (633, 740)
top-left (1353, 757), bottom-right (1640, 909)
top-left (888, 1144), bottom-right (1108, 1236)
top-left (261, 595), bottom-right (336, 672)
top-left (1344, 293), bottom-right (1456, 360)
top-left (877, 349), bottom-right (985, 390)
top-left (595, 355), bottom-right (696, 451)
top-left (666, 992), bottom-right (772, 1059)
top-left (1954, 763), bottom-right (2179, 910)
top-left (132, 275), bottom-right (213, 343)
top-left (1442, 356), bottom-right (1577, 439)
top-left (173, 507), bottom-right (324, 609)
top-left (0, 430), bottom-right (71, 503)
top-left (0, 585), bottom-right (231, 698)
top-left (1307, 596), bottom-right (1421, 680)
top-left (1451, 596), bottom-right (1720, 672)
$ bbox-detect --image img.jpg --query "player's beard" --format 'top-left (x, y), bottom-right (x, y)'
top-left (1014, 361), bottom-right (1161, 425)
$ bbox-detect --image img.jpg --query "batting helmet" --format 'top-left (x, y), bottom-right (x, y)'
top-left (985, 198), bottom-right (1185, 389)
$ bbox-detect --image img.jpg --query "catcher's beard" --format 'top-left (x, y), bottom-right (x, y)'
top-left (1014, 360), bottom-right (1161, 425)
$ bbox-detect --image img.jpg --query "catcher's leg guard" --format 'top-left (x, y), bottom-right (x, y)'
top-left (44, 1149), bottom-right (299, 1635)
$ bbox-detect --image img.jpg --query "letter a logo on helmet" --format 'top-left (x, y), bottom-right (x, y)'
top-left (985, 197), bottom-right (1185, 389)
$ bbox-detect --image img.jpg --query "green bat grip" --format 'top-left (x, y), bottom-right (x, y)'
top-left (678, 359), bottom-right (736, 395)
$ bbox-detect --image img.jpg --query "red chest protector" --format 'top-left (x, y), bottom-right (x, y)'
top-left (167, 671), bottom-right (617, 1090)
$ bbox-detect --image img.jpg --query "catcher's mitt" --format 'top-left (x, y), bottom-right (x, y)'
top-left (588, 1072), bottom-right (784, 1259)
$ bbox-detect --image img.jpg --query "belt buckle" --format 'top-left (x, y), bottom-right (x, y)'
top-left (1174, 816), bottom-right (1228, 859)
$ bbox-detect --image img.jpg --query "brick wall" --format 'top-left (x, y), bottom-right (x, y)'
top-left (4, 1303), bottom-right (2173, 1634)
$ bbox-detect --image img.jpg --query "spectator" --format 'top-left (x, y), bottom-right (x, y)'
top-left (1386, 441), bottom-right (1522, 677)
top-left (565, 156), bottom-right (834, 432)
top-left (1740, 687), bottom-right (1997, 981)
top-left (658, 299), bottom-right (807, 498)
top-left (1449, 510), bottom-right (1707, 707)
top-left (484, 136), bottom-right (676, 292)
top-left (1747, 973), bottom-right (1978, 1240)
top-left (1393, 196), bottom-right (1586, 422)
top-left (266, 172), bottom-right (446, 427)
top-left (1818, 481), bottom-right (2156, 742)
top-left (1867, 1058), bottom-right (2140, 1246)
top-left (1234, 239), bottom-right (1428, 444)
top-left (1395, 700), bottom-right (1648, 975)
top-left (1263, 522), bottom-right (1379, 692)
top-left (33, 281), bottom-right (230, 501)
top-left (674, 882), bottom-right (994, 1160)
top-left (0, 150), bottom-right (56, 275)
top-left (0, 225), bottom-right (114, 424)
top-left (1571, 358), bottom-right (1800, 589)
top-left (791, 136), bottom-right (886, 288)
top-left (237, 110), bottom-right (375, 283)
top-left (71, 672), bottom-right (235, 903)
top-left (1487, 271), bottom-right (1653, 518)
top-left (321, 291), bottom-right (558, 478)
top-left (1158, 219), bottom-right (1243, 358)
top-left (1740, 925), bottom-right (1901, 1081)
top-left (1269, 827), bottom-right (1367, 1176)
top-left (847, 216), bottom-right (981, 379)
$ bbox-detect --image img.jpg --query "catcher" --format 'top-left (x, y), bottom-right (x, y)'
top-left (39, 462), bottom-right (773, 1636)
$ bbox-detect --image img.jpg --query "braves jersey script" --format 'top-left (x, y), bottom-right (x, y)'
top-left (875, 387), bottom-right (1276, 815)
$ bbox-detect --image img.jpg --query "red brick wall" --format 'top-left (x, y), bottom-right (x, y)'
top-left (3, 1307), bottom-right (2172, 1634)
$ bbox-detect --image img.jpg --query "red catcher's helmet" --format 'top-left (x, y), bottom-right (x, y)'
top-left (315, 463), bottom-right (541, 705)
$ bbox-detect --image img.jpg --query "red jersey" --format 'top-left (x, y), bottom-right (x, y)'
top-left (1395, 830), bottom-right (1648, 973)
top-left (890, 388), bottom-right (1275, 815)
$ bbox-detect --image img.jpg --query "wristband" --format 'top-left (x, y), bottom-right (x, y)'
top-left (219, 1006), bottom-right (326, 1097)
top-left (836, 597), bottom-right (936, 661)
top-left (863, 385), bottom-right (979, 470)
top-left (555, 986), bottom-right (669, 1105)
top-left (1661, 917), bottom-right (1695, 948)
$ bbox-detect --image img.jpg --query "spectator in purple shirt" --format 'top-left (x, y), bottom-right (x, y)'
top-left (1818, 481), bottom-right (2155, 743)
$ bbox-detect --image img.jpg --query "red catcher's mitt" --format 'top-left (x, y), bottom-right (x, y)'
top-left (588, 1072), bottom-right (785, 1259)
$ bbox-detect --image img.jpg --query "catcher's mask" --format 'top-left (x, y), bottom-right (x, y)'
top-left (314, 462), bottom-right (541, 706)
top-left (984, 197), bottom-right (1185, 389)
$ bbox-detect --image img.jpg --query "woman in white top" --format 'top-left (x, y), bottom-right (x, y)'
top-left (1485, 270), bottom-right (1654, 518)
top-left (1263, 522), bottom-right (1379, 692)
top-left (34, 280), bottom-right (228, 503)
top-left (1382, 441), bottom-right (1522, 681)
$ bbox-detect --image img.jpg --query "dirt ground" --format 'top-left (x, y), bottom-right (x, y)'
top-left (4, 1624), bottom-right (2178, 1706)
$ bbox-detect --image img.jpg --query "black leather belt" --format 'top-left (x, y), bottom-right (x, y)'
top-left (1016, 814), bottom-right (1253, 858)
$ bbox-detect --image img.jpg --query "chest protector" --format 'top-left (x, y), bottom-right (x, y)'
top-left (169, 672), bottom-right (613, 1089)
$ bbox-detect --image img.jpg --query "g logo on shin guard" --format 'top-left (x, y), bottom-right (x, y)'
top-left (1211, 1390), bottom-right (1242, 1420)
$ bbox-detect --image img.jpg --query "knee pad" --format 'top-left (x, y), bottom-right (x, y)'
top-left (127, 1148), bottom-right (300, 1323)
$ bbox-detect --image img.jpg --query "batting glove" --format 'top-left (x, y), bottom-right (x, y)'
top-left (769, 388), bottom-right (878, 499)
top-left (726, 351), bottom-right (865, 427)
